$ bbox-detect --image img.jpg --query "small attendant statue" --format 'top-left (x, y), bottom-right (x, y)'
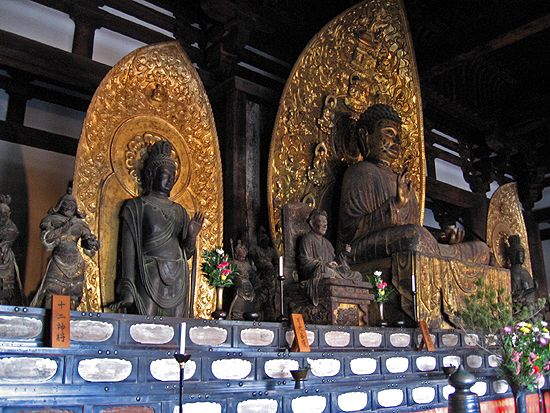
top-left (227, 240), bottom-right (256, 320)
top-left (507, 234), bottom-right (536, 305)
top-left (31, 185), bottom-right (99, 309)
top-left (110, 140), bottom-right (203, 317)
top-left (0, 194), bottom-right (24, 305)
top-left (250, 227), bottom-right (279, 320)
top-left (297, 209), bottom-right (362, 305)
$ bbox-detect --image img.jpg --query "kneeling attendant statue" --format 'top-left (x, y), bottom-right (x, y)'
top-left (110, 140), bottom-right (203, 317)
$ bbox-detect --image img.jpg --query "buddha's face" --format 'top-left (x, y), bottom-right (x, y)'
top-left (514, 249), bottom-right (525, 265)
top-left (152, 166), bottom-right (175, 196)
top-left (368, 119), bottom-right (402, 165)
top-left (311, 214), bottom-right (328, 236)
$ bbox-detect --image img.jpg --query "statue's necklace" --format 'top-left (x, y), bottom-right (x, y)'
top-left (144, 197), bottom-right (175, 221)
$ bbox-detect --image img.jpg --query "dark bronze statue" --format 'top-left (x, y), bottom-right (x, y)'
top-left (298, 209), bottom-right (362, 305)
top-left (507, 235), bottom-right (536, 304)
top-left (249, 226), bottom-right (278, 320)
top-left (227, 240), bottom-right (256, 320)
top-left (337, 104), bottom-right (491, 265)
top-left (31, 186), bottom-right (99, 310)
top-left (110, 140), bottom-right (203, 317)
top-left (0, 194), bottom-right (24, 305)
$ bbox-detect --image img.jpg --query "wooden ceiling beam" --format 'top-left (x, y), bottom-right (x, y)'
top-left (0, 30), bottom-right (108, 93)
top-left (426, 177), bottom-right (482, 209)
top-left (0, 75), bottom-right (90, 112)
top-left (427, 13), bottom-right (550, 78)
top-left (0, 120), bottom-right (78, 156)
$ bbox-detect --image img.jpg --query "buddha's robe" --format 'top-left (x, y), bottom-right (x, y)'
top-left (297, 231), bottom-right (362, 305)
top-left (117, 196), bottom-right (194, 317)
top-left (337, 161), bottom-right (491, 265)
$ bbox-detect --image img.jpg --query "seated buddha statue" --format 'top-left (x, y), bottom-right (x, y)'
top-left (337, 104), bottom-right (491, 265)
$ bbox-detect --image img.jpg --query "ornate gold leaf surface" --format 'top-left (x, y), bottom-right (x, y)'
top-left (73, 42), bottom-right (223, 317)
top-left (413, 254), bottom-right (510, 328)
top-left (268, 0), bottom-right (424, 253)
top-left (487, 182), bottom-right (532, 274)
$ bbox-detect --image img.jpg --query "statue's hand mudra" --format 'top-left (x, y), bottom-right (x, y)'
top-left (187, 212), bottom-right (204, 239)
top-left (444, 225), bottom-right (465, 245)
top-left (396, 166), bottom-right (412, 208)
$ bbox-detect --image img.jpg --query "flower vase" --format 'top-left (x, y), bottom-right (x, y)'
top-left (378, 302), bottom-right (387, 326)
top-left (513, 387), bottom-right (527, 413)
top-left (211, 286), bottom-right (227, 319)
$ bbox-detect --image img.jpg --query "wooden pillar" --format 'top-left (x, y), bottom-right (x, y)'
top-left (6, 88), bottom-right (28, 125)
top-left (71, 16), bottom-right (96, 58)
top-left (523, 210), bottom-right (548, 297)
top-left (209, 76), bottom-right (276, 249)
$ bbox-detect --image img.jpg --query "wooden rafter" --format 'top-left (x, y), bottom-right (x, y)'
top-left (427, 13), bottom-right (550, 78)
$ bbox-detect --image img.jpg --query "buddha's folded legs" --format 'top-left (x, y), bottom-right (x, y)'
top-left (350, 224), bottom-right (491, 265)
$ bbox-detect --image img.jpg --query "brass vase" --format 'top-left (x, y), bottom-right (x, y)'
top-left (211, 286), bottom-right (227, 319)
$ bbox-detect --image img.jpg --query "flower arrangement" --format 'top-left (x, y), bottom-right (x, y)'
top-left (456, 276), bottom-right (549, 395)
top-left (499, 320), bottom-right (550, 392)
top-left (201, 247), bottom-right (238, 287)
top-left (368, 270), bottom-right (393, 303)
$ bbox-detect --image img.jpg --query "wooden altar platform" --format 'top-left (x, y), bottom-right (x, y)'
top-left (0, 305), bottom-right (547, 412)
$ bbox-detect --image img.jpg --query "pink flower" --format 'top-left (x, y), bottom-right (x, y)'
top-left (511, 351), bottom-right (521, 363)
top-left (377, 282), bottom-right (387, 289)
top-left (221, 268), bottom-right (231, 276)
top-left (217, 261), bottom-right (229, 269)
top-left (529, 352), bottom-right (538, 362)
top-left (502, 326), bottom-right (513, 334)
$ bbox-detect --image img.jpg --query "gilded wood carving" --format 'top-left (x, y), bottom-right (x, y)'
top-left (73, 42), bottom-right (223, 317)
top-left (268, 0), bottom-right (424, 253)
top-left (487, 182), bottom-right (532, 274)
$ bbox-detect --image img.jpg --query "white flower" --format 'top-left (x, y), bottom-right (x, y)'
top-left (216, 248), bottom-right (224, 255)
top-left (541, 321), bottom-right (548, 327)
top-left (374, 270), bottom-right (382, 276)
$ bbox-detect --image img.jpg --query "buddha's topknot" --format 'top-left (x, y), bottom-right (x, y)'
top-left (358, 104), bottom-right (402, 134)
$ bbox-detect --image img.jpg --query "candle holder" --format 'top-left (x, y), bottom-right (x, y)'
top-left (174, 353), bottom-right (191, 413)
top-left (277, 271), bottom-right (288, 322)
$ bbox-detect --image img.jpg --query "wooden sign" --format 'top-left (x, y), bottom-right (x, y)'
top-left (290, 313), bottom-right (310, 352)
top-left (417, 320), bottom-right (435, 351)
top-left (51, 294), bottom-right (70, 348)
